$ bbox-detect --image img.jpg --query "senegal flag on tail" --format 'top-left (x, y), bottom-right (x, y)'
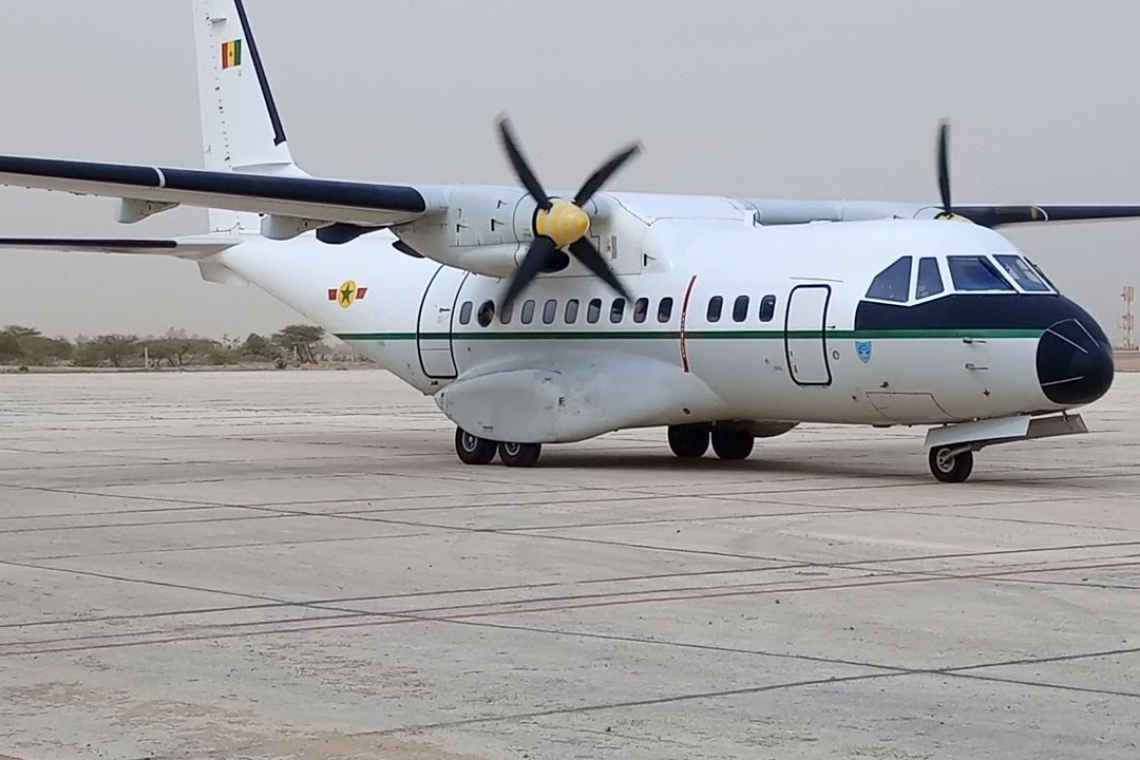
top-left (221, 39), bottom-right (243, 70)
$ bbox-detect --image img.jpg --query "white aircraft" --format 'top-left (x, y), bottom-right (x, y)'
top-left (0, 0), bottom-right (1129, 482)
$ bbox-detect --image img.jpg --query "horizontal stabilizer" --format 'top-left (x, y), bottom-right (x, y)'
top-left (0, 235), bottom-right (242, 259)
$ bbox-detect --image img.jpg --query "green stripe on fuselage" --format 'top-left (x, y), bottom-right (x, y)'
top-left (336, 328), bottom-right (1042, 342)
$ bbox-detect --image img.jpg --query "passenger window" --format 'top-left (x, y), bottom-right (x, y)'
top-left (633, 297), bottom-right (649, 323)
top-left (458, 301), bottom-right (473, 325)
top-left (521, 299), bottom-right (536, 324)
top-left (948, 256), bottom-right (1014, 291)
top-left (733, 295), bottom-right (750, 322)
top-left (477, 300), bottom-right (494, 327)
top-left (543, 299), bottom-right (557, 324)
top-left (658, 297), bottom-right (674, 323)
top-left (565, 299), bottom-right (580, 324)
top-left (916, 257), bottom-right (944, 299)
top-left (707, 296), bottom-right (723, 322)
top-left (995, 255), bottom-right (1051, 292)
top-left (499, 300), bottom-right (513, 324)
top-left (587, 298), bottom-right (602, 324)
top-left (866, 256), bottom-right (912, 302)
top-left (758, 295), bottom-right (776, 322)
top-left (610, 298), bottom-right (626, 323)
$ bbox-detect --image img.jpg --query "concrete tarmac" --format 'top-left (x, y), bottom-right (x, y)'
top-left (1, 370), bottom-right (1138, 760)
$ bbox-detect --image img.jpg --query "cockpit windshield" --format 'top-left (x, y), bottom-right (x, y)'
top-left (864, 252), bottom-right (1057, 304)
top-left (993, 254), bottom-right (1051, 292)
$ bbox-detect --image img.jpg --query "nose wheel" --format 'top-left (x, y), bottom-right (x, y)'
top-left (929, 446), bottom-right (974, 483)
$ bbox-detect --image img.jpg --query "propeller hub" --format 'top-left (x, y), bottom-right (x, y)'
top-left (535, 200), bottom-right (591, 248)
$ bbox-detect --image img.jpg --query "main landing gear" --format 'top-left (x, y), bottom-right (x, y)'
top-left (668, 424), bottom-right (755, 461)
top-left (454, 427), bottom-right (542, 467)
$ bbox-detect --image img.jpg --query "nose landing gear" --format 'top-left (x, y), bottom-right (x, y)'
top-left (929, 446), bottom-right (974, 483)
top-left (923, 412), bottom-right (1090, 483)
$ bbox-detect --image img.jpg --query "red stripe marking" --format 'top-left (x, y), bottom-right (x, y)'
top-left (327, 288), bottom-right (338, 301)
top-left (356, 287), bottom-right (368, 299)
top-left (679, 274), bottom-right (697, 372)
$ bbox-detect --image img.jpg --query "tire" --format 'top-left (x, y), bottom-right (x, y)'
top-left (929, 446), bottom-right (974, 483)
top-left (498, 441), bottom-right (542, 467)
top-left (455, 427), bottom-right (497, 465)
top-left (668, 425), bottom-right (709, 458)
top-left (711, 429), bottom-right (755, 460)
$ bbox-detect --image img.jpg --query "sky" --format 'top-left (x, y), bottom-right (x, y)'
top-left (0, 0), bottom-right (1138, 341)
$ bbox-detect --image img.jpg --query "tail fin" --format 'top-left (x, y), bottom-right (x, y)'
top-left (191, 0), bottom-right (307, 233)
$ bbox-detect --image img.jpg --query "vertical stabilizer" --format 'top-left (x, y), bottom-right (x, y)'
top-left (191, 0), bottom-right (308, 232)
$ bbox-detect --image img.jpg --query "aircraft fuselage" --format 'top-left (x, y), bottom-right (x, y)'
top-left (216, 218), bottom-right (1113, 435)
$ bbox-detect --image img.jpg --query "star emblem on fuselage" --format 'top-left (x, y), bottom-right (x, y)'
top-left (328, 279), bottom-right (368, 309)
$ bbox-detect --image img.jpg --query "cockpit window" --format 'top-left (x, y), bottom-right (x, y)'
top-left (915, 257), bottom-right (944, 299)
top-left (995, 254), bottom-right (1051, 292)
top-left (865, 256), bottom-right (912, 303)
top-left (1026, 258), bottom-right (1059, 292)
top-left (947, 255), bottom-right (1015, 292)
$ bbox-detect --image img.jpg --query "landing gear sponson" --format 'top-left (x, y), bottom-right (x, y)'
top-left (457, 413), bottom-right (1090, 479)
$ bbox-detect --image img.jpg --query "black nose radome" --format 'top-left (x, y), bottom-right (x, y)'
top-left (1036, 318), bottom-right (1115, 406)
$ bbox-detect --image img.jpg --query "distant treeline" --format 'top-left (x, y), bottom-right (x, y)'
top-left (0, 324), bottom-right (367, 369)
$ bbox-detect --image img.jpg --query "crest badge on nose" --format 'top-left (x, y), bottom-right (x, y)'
top-left (856, 341), bottom-right (872, 364)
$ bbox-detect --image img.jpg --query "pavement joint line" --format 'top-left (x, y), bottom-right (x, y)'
top-left (6, 534), bottom-right (1136, 627)
top-left (3, 556), bottom-right (1137, 659)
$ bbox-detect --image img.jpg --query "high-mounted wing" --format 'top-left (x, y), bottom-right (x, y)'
top-left (0, 155), bottom-right (431, 230)
top-left (0, 235), bottom-right (240, 258)
top-left (950, 205), bottom-right (1140, 227)
top-left (930, 120), bottom-right (1140, 227)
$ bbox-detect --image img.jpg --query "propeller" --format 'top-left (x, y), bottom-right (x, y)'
top-left (934, 119), bottom-right (969, 222)
top-left (937, 119), bottom-right (952, 215)
top-left (495, 114), bottom-right (640, 312)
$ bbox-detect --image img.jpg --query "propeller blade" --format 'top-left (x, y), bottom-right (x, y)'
top-left (496, 115), bottom-right (551, 210)
top-left (573, 142), bottom-right (642, 207)
top-left (568, 237), bottom-right (631, 302)
top-left (502, 236), bottom-right (557, 313)
top-left (937, 118), bottom-right (952, 213)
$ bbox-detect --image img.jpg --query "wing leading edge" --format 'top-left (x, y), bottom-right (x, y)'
top-left (0, 154), bottom-right (431, 230)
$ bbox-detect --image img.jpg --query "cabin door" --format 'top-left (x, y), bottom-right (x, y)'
top-left (784, 284), bottom-right (832, 386)
top-left (417, 265), bottom-right (467, 379)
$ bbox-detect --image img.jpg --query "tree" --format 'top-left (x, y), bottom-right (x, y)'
top-left (93, 334), bottom-right (139, 368)
top-left (20, 335), bottom-right (74, 364)
top-left (0, 332), bottom-right (22, 362)
top-left (3, 325), bottom-right (40, 340)
top-left (242, 332), bottom-right (278, 360)
top-left (272, 324), bottom-right (324, 364)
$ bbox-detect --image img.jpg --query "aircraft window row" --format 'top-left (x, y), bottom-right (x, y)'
top-left (455, 296), bottom-right (677, 326)
top-left (706, 294), bottom-right (780, 323)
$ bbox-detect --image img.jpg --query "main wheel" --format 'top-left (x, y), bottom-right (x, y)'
top-left (929, 446), bottom-right (973, 483)
top-left (498, 441), bottom-right (542, 467)
top-left (455, 427), bottom-right (497, 465)
top-left (711, 429), bottom-right (754, 460)
top-left (668, 425), bottom-right (709, 458)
